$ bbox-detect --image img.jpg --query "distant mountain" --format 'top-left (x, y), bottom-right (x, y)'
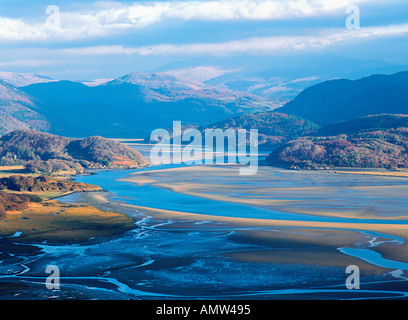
top-left (0, 72), bottom-right (55, 87)
top-left (161, 66), bottom-right (235, 83)
top-left (277, 71), bottom-right (408, 126)
top-left (107, 71), bottom-right (266, 104)
top-left (0, 130), bottom-right (148, 174)
top-left (159, 54), bottom-right (408, 108)
top-left (267, 114), bottom-right (408, 169)
top-left (21, 76), bottom-right (270, 138)
top-left (0, 80), bottom-right (49, 136)
top-left (81, 78), bottom-right (113, 87)
top-left (3, 56), bottom-right (406, 139)
top-left (156, 54), bottom-right (405, 80)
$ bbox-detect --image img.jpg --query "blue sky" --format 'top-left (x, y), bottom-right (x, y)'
top-left (0, 0), bottom-right (407, 80)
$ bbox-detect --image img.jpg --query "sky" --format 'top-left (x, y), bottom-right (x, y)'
top-left (0, 0), bottom-right (407, 81)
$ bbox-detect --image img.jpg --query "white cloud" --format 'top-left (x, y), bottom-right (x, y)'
top-left (54, 23), bottom-right (408, 56)
top-left (0, 0), bottom-right (382, 42)
top-left (159, 0), bottom-right (368, 21)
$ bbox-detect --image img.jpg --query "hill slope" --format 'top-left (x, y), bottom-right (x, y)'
top-left (316, 114), bottom-right (408, 136)
top-left (147, 111), bottom-right (318, 150)
top-left (0, 72), bottom-right (55, 87)
top-left (267, 114), bottom-right (408, 169)
top-left (0, 191), bottom-right (41, 219)
top-left (277, 71), bottom-right (408, 125)
top-left (0, 81), bottom-right (49, 135)
top-left (0, 175), bottom-right (102, 192)
top-left (0, 130), bottom-right (148, 174)
top-left (202, 111), bottom-right (318, 149)
top-left (21, 74), bottom-right (270, 138)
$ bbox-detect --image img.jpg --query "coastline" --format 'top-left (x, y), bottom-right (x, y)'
top-left (77, 189), bottom-right (408, 275)
top-left (11, 162), bottom-right (408, 270)
top-left (2, 162), bottom-right (408, 299)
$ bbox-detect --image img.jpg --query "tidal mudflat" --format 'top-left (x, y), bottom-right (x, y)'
top-left (1, 155), bottom-right (408, 299)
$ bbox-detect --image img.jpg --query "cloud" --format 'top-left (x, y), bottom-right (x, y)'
top-left (155, 0), bottom-right (371, 21)
top-left (55, 23), bottom-right (408, 57)
top-left (0, 59), bottom-right (57, 67)
top-left (0, 0), bottom-right (383, 42)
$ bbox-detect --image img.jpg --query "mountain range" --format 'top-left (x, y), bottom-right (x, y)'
top-left (19, 73), bottom-right (271, 138)
top-left (1, 54), bottom-right (406, 139)
top-left (277, 71), bottom-right (408, 126)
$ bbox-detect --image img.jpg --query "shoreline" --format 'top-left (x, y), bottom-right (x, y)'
top-left (2, 163), bottom-right (408, 299)
top-left (85, 191), bottom-right (408, 236)
top-left (80, 190), bottom-right (408, 269)
top-left (61, 191), bottom-right (407, 281)
top-left (6, 162), bottom-right (408, 268)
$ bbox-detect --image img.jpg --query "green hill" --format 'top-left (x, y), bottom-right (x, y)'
top-left (0, 130), bottom-right (148, 174)
top-left (316, 114), bottom-right (408, 136)
top-left (148, 111), bottom-right (319, 150)
top-left (267, 114), bottom-right (408, 169)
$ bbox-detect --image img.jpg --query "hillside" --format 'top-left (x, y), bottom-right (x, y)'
top-left (20, 74), bottom-right (270, 138)
top-left (277, 71), bottom-right (408, 126)
top-left (0, 175), bottom-right (102, 193)
top-left (203, 111), bottom-right (318, 149)
top-left (108, 72), bottom-right (263, 103)
top-left (0, 191), bottom-right (41, 219)
top-left (316, 114), bottom-right (408, 136)
top-left (147, 111), bottom-right (318, 150)
top-left (0, 81), bottom-right (49, 136)
top-left (162, 55), bottom-right (407, 107)
top-left (0, 130), bottom-right (148, 174)
top-left (0, 72), bottom-right (55, 87)
top-left (267, 114), bottom-right (408, 169)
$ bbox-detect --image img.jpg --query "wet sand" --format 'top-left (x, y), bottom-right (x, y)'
top-left (79, 188), bottom-right (408, 279)
top-left (113, 165), bottom-right (408, 274)
top-left (0, 200), bottom-right (136, 243)
top-left (3, 162), bottom-right (408, 299)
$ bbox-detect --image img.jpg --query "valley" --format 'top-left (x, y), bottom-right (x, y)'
top-left (1, 56), bottom-right (408, 301)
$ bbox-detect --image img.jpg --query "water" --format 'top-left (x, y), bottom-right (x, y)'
top-left (63, 165), bottom-right (408, 225)
top-left (2, 159), bottom-right (408, 299)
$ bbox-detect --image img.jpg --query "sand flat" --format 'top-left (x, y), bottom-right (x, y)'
top-left (119, 165), bottom-right (408, 221)
top-left (107, 164), bottom-right (408, 274)
top-left (0, 199), bottom-right (136, 243)
top-left (85, 193), bottom-right (408, 266)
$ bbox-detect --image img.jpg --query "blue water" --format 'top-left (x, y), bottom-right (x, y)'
top-left (339, 248), bottom-right (408, 270)
top-left (62, 165), bottom-right (408, 225)
top-left (4, 163), bottom-right (408, 300)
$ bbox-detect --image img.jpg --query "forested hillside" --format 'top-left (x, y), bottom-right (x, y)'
top-left (267, 114), bottom-right (408, 169)
top-left (0, 130), bottom-right (148, 174)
